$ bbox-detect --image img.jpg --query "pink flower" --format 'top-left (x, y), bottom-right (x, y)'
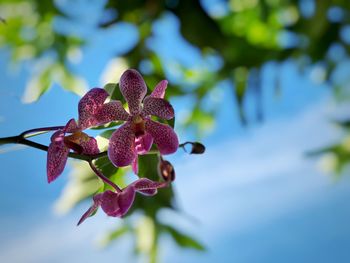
top-left (47, 88), bottom-right (126, 183)
top-left (77, 178), bottom-right (168, 225)
top-left (107, 69), bottom-right (179, 172)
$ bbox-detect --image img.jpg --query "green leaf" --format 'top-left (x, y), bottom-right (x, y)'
top-left (161, 224), bottom-right (205, 251)
top-left (91, 122), bottom-right (122, 130)
top-left (54, 162), bottom-right (102, 214)
top-left (104, 83), bottom-right (126, 103)
top-left (99, 128), bottom-right (117, 139)
top-left (156, 116), bottom-right (175, 129)
top-left (100, 225), bottom-right (129, 247)
top-left (94, 156), bottom-right (127, 191)
top-left (333, 119), bottom-right (350, 130)
top-left (21, 68), bottom-right (51, 103)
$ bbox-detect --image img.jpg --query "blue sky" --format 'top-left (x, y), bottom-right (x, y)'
top-left (1, 4), bottom-right (350, 263)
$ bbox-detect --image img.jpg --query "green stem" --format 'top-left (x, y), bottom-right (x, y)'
top-left (89, 160), bottom-right (122, 192)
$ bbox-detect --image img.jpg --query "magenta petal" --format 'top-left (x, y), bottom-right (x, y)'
top-left (64, 119), bottom-right (79, 133)
top-left (47, 141), bottom-right (69, 183)
top-left (132, 157), bottom-right (138, 174)
top-left (51, 130), bottom-right (65, 143)
top-left (96, 101), bottom-right (130, 123)
top-left (142, 96), bottom-right (174, 120)
top-left (145, 120), bottom-right (179, 155)
top-left (132, 178), bottom-right (168, 196)
top-left (100, 188), bottom-right (135, 217)
top-left (108, 122), bottom-right (136, 167)
top-left (77, 194), bottom-right (102, 225)
top-left (99, 190), bottom-right (121, 217)
top-left (135, 133), bottom-right (153, 155)
top-left (119, 69), bottom-right (147, 116)
top-left (80, 136), bottom-right (100, 155)
top-left (116, 186), bottom-right (136, 217)
top-left (78, 88), bottom-right (109, 129)
top-left (151, 80), bottom-right (168, 99)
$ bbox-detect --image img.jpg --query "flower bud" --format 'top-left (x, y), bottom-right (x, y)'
top-left (180, 141), bottom-right (206, 154)
top-left (189, 142), bottom-right (205, 154)
top-left (158, 157), bottom-right (175, 182)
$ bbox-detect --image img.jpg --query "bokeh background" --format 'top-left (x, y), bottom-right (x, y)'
top-left (1, 0), bottom-right (350, 262)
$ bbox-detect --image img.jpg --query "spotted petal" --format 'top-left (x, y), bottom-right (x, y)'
top-left (64, 118), bottom-right (79, 133)
top-left (100, 187), bottom-right (136, 217)
top-left (96, 101), bottom-right (130, 124)
top-left (142, 96), bottom-right (174, 120)
top-left (63, 132), bottom-right (99, 155)
top-left (108, 122), bottom-right (136, 167)
top-left (132, 178), bottom-right (168, 196)
top-left (80, 136), bottom-right (100, 155)
top-left (135, 132), bottom-right (153, 155)
top-left (151, 80), bottom-right (168, 99)
top-left (47, 141), bottom-right (69, 183)
top-left (77, 194), bottom-right (102, 225)
top-left (119, 69), bottom-right (147, 116)
top-left (145, 120), bottom-right (179, 155)
top-left (78, 88), bottom-right (109, 129)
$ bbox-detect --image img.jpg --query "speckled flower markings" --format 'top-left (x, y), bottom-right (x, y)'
top-left (46, 69), bottom-right (179, 223)
top-left (47, 118), bottom-right (100, 183)
top-left (107, 69), bottom-right (179, 173)
top-left (78, 178), bottom-right (168, 225)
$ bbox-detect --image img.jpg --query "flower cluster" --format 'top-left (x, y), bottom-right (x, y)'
top-left (47, 69), bottom-right (179, 224)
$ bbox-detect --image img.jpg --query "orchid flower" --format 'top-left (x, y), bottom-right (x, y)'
top-left (47, 88), bottom-right (125, 183)
top-left (77, 178), bottom-right (168, 225)
top-left (107, 69), bottom-right (179, 173)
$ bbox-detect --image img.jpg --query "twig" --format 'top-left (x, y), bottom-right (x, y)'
top-left (0, 135), bottom-right (108, 161)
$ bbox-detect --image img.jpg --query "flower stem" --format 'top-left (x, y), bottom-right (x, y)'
top-left (20, 126), bottom-right (64, 138)
top-left (88, 161), bottom-right (122, 192)
top-left (1, 127), bottom-right (192, 162)
top-left (0, 134), bottom-right (108, 161)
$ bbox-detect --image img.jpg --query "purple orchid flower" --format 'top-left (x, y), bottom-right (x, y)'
top-left (107, 69), bottom-right (179, 173)
top-left (47, 88), bottom-right (126, 183)
top-left (77, 178), bottom-right (168, 225)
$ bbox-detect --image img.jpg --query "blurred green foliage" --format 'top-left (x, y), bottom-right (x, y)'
top-left (2, 0), bottom-right (350, 262)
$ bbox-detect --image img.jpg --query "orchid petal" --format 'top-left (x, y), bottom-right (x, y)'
top-left (145, 120), bottom-right (179, 155)
top-left (80, 136), bottom-right (100, 155)
top-left (51, 130), bottom-right (65, 143)
top-left (119, 69), bottom-right (147, 116)
top-left (63, 132), bottom-right (99, 155)
top-left (78, 88), bottom-right (109, 129)
top-left (108, 122), bottom-right (136, 167)
top-left (47, 141), bottom-right (69, 183)
top-left (116, 186), bottom-right (136, 217)
top-left (135, 132), bottom-right (153, 155)
top-left (100, 188), bottom-right (135, 217)
top-left (64, 118), bottom-right (79, 133)
top-left (96, 101), bottom-right (130, 123)
top-left (77, 194), bottom-right (102, 225)
top-left (132, 178), bottom-right (168, 196)
top-left (99, 190), bottom-right (121, 217)
top-left (142, 96), bottom-right (174, 120)
top-left (151, 80), bottom-right (168, 99)
top-left (132, 157), bottom-right (138, 174)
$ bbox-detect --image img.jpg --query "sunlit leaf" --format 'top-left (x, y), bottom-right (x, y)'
top-left (100, 225), bottom-right (129, 247)
top-left (161, 224), bottom-right (205, 251)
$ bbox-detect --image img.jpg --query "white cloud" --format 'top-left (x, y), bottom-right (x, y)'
top-left (166, 98), bottom-right (345, 238)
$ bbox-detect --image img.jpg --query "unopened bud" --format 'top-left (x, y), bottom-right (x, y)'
top-left (189, 142), bottom-right (205, 154)
top-left (158, 157), bottom-right (175, 182)
top-left (180, 142), bottom-right (206, 154)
